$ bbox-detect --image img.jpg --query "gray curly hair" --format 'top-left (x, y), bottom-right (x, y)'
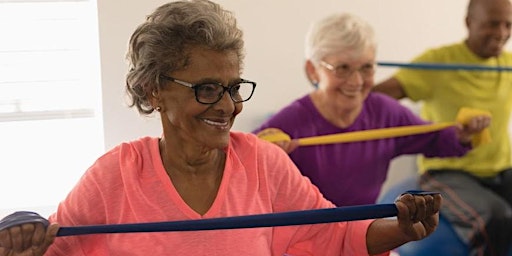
top-left (125, 0), bottom-right (245, 115)
top-left (305, 13), bottom-right (376, 63)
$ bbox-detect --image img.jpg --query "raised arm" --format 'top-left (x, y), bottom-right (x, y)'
top-left (373, 77), bottom-right (408, 100)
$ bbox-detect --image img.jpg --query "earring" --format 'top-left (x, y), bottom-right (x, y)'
top-left (155, 106), bottom-right (161, 112)
top-left (152, 91), bottom-right (158, 97)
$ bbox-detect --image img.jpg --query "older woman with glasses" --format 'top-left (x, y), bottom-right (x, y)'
top-left (0, 2), bottom-right (446, 255)
top-left (253, 13), bottom-right (490, 207)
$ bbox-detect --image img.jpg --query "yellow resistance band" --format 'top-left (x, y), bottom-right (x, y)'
top-left (259, 107), bottom-right (492, 147)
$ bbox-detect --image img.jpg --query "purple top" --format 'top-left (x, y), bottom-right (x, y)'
top-left (253, 93), bottom-right (469, 206)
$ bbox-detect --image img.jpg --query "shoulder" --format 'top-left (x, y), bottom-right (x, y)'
top-left (253, 94), bottom-right (314, 132)
top-left (229, 131), bottom-right (284, 156)
top-left (270, 94), bottom-right (313, 118)
top-left (91, 136), bottom-right (159, 174)
top-left (365, 93), bottom-right (426, 125)
top-left (365, 92), bottom-right (407, 111)
top-left (499, 50), bottom-right (512, 61)
top-left (413, 42), bottom-right (464, 61)
top-left (229, 131), bottom-right (295, 171)
top-left (105, 136), bottom-right (158, 160)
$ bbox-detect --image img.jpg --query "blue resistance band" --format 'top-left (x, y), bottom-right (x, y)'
top-left (0, 204), bottom-right (397, 237)
top-left (0, 192), bottom-right (438, 237)
top-left (56, 204), bottom-right (398, 236)
top-left (377, 61), bottom-right (512, 71)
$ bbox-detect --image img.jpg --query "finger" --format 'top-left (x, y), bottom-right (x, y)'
top-left (421, 194), bottom-right (442, 233)
top-left (27, 224), bottom-right (58, 256)
top-left (413, 195), bottom-right (427, 222)
top-left (31, 223), bottom-right (47, 247)
top-left (0, 228), bottom-right (13, 250)
top-left (454, 123), bottom-right (464, 132)
top-left (473, 117), bottom-right (485, 131)
top-left (288, 139), bottom-right (300, 152)
top-left (424, 195), bottom-right (434, 212)
top-left (8, 225), bottom-right (24, 252)
top-left (432, 194), bottom-right (442, 213)
top-left (420, 209), bottom-right (439, 234)
top-left (469, 116), bottom-right (491, 131)
top-left (396, 194), bottom-right (415, 223)
top-left (394, 200), bottom-right (409, 223)
top-left (466, 119), bottom-right (479, 132)
top-left (257, 128), bottom-right (282, 137)
top-left (480, 116), bottom-right (491, 129)
top-left (20, 223), bottom-right (35, 251)
top-left (40, 224), bottom-right (59, 252)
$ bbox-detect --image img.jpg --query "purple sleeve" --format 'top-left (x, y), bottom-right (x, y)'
top-left (376, 94), bottom-right (470, 158)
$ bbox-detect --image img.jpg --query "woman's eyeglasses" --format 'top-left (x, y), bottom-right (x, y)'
top-left (160, 75), bottom-right (256, 105)
top-left (320, 61), bottom-right (375, 80)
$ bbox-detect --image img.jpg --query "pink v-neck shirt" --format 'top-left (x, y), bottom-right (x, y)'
top-left (47, 132), bottom-right (381, 255)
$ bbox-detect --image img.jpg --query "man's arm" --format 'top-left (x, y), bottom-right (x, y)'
top-left (373, 77), bottom-right (407, 100)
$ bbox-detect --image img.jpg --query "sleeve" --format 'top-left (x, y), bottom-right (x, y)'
top-left (251, 98), bottom-right (308, 137)
top-left (45, 149), bottom-right (122, 255)
top-left (257, 140), bottom-right (383, 256)
top-left (386, 98), bottom-right (470, 158)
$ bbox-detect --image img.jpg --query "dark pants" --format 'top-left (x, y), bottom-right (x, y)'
top-left (420, 169), bottom-right (512, 256)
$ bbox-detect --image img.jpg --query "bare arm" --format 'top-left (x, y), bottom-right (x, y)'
top-left (373, 77), bottom-right (407, 100)
top-left (366, 193), bottom-right (442, 255)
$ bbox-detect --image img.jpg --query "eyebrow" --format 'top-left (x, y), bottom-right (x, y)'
top-left (193, 77), bottom-right (244, 86)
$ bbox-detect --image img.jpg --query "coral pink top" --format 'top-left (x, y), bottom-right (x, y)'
top-left (47, 132), bottom-right (382, 255)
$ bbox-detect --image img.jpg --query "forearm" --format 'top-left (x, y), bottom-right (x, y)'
top-left (373, 78), bottom-right (407, 100)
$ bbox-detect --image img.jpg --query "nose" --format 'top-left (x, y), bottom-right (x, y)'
top-left (345, 69), bottom-right (364, 85)
top-left (213, 89), bottom-right (236, 112)
top-left (495, 22), bottom-right (511, 40)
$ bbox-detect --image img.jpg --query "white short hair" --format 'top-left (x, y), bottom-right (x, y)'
top-left (305, 13), bottom-right (376, 63)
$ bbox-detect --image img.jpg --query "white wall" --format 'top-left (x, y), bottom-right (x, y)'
top-left (97, 0), bottom-right (471, 147)
top-left (96, 1), bottom-right (510, 197)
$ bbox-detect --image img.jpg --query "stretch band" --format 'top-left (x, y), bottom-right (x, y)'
top-left (0, 191), bottom-right (439, 237)
top-left (0, 204), bottom-right (396, 237)
top-left (56, 204), bottom-right (397, 237)
top-left (298, 122), bottom-right (454, 146)
top-left (259, 107), bottom-right (491, 147)
top-left (377, 62), bottom-right (512, 71)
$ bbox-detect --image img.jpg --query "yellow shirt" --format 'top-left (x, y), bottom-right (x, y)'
top-left (395, 42), bottom-right (512, 177)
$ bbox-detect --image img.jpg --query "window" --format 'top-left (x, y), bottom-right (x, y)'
top-left (0, 0), bottom-right (104, 217)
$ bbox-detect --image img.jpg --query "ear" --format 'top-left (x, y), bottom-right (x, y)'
top-left (465, 16), bottom-right (470, 28)
top-left (304, 60), bottom-right (319, 85)
top-left (150, 90), bottom-right (161, 110)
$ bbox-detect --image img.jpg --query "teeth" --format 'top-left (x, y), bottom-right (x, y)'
top-left (203, 119), bottom-right (228, 126)
top-left (341, 89), bottom-right (360, 97)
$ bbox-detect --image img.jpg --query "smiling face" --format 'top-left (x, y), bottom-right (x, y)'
top-left (466, 0), bottom-right (512, 58)
top-left (157, 47), bottom-right (243, 150)
top-left (312, 47), bottom-right (376, 115)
